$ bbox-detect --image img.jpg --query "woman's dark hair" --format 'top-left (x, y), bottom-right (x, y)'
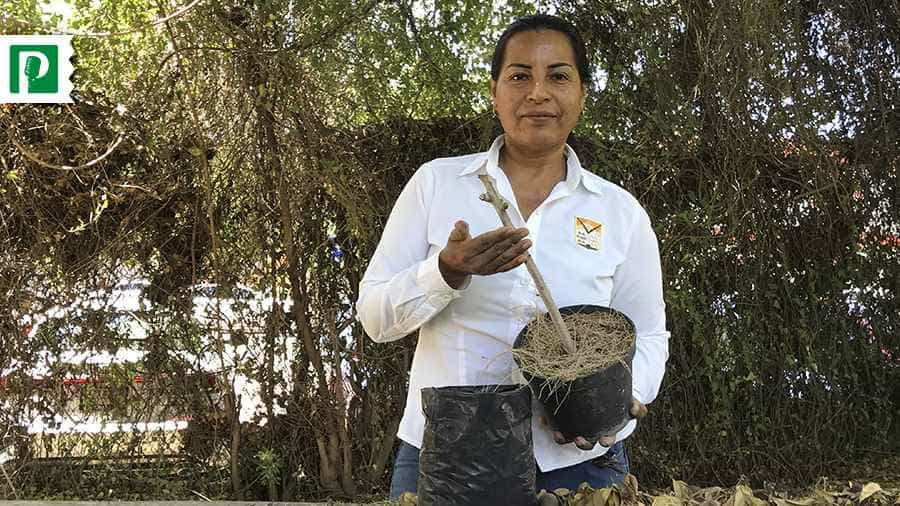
top-left (490, 14), bottom-right (591, 85)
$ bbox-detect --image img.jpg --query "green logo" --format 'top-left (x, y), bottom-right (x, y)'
top-left (10, 44), bottom-right (59, 94)
top-left (2, 36), bottom-right (73, 103)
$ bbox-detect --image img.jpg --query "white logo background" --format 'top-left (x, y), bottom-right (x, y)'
top-left (0, 35), bottom-right (74, 104)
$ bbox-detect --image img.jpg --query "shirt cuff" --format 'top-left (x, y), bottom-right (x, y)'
top-left (416, 252), bottom-right (470, 294)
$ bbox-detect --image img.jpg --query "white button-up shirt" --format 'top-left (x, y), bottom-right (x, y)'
top-left (357, 135), bottom-right (670, 472)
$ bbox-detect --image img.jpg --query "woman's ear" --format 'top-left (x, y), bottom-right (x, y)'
top-left (490, 79), bottom-right (497, 100)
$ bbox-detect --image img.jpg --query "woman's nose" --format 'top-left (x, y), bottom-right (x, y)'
top-left (526, 80), bottom-right (550, 102)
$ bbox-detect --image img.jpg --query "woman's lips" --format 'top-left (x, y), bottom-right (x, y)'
top-left (521, 113), bottom-right (557, 123)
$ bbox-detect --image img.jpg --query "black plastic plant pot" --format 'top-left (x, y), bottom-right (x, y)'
top-left (514, 305), bottom-right (635, 442)
top-left (418, 384), bottom-right (536, 506)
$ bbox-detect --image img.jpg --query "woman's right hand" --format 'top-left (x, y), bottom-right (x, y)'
top-left (438, 220), bottom-right (532, 289)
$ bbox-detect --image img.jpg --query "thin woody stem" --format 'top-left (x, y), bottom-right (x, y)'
top-left (477, 174), bottom-right (576, 355)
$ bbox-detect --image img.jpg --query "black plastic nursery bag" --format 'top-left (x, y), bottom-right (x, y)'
top-left (515, 305), bottom-right (636, 442)
top-left (418, 384), bottom-right (536, 506)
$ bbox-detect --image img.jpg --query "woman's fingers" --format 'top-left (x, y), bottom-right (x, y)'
top-left (542, 416), bottom-right (570, 445)
top-left (630, 399), bottom-right (648, 419)
top-left (442, 225), bottom-right (531, 277)
top-left (542, 400), bottom-right (644, 450)
top-left (544, 415), bottom-right (611, 449)
top-left (551, 430), bottom-right (614, 450)
top-left (470, 226), bottom-right (527, 255)
top-left (495, 254), bottom-right (529, 273)
top-left (574, 435), bottom-right (617, 449)
top-left (598, 435), bottom-right (616, 447)
top-left (472, 228), bottom-right (529, 271)
top-left (574, 436), bottom-right (595, 451)
top-left (482, 238), bottom-right (531, 273)
top-left (447, 220), bottom-right (470, 242)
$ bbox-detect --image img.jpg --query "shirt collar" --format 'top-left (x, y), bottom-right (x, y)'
top-left (458, 135), bottom-right (603, 196)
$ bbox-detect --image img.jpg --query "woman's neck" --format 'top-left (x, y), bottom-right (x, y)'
top-left (499, 140), bottom-right (567, 185)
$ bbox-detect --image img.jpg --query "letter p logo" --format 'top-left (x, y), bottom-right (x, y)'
top-left (1, 36), bottom-right (74, 103)
top-left (10, 45), bottom-right (58, 93)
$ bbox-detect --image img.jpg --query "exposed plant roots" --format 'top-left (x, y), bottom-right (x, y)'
top-left (513, 310), bottom-right (635, 383)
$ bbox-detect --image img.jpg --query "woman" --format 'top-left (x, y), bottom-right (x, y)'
top-left (357, 14), bottom-right (669, 499)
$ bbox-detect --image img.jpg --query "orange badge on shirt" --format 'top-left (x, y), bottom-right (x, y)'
top-left (575, 216), bottom-right (603, 251)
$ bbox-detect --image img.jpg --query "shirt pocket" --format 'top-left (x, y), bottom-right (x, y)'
top-left (553, 247), bottom-right (620, 309)
top-left (591, 255), bottom-right (618, 306)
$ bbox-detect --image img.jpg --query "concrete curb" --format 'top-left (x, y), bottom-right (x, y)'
top-left (0, 502), bottom-right (379, 506)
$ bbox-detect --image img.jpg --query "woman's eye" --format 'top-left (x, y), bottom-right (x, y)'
top-left (551, 73), bottom-right (570, 82)
top-left (510, 73), bottom-right (529, 81)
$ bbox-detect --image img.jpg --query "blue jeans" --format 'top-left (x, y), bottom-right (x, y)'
top-left (388, 440), bottom-right (629, 500)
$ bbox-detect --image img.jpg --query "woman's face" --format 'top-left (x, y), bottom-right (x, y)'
top-left (491, 29), bottom-right (586, 154)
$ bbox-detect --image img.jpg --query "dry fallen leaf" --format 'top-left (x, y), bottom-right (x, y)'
top-left (774, 498), bottom-right (815, 506)
top-left (698, 486), bottom-right (724, 497)
top-left (538, 489), bottom-right (563, 506)
top-left (651, 496), bottom-right (685, 506)
top-left (588, 488), bottom-right (612, 506)
top-left (726, 484), bottom-right (767, 506)
top-left (813, 489), bottom-right (837, 505)
top-left (860, 482), bottom-right (882, 503)
top-left (673, 480), bottom-right (692, 500)
top-left (533, 477), bottom-right (897, 506)
top-left (398, 491), bottom-right (418, 506)
top-left (623, 473), bottom-right (640, 504)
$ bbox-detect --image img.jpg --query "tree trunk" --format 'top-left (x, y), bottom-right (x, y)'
top-left (369, 416), bottom-right (401, 484)
top-left (329, 317), bottom-right (357, 495)
top-left (315, 434), bottom-right (340, 491)
top-left (226, 2), bottom-right (362, 496)
top-left (225, 389), bottom-right (242, 499)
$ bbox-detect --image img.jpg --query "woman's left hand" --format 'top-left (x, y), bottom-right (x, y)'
top-left (543, 399), bottom-right (648, 450)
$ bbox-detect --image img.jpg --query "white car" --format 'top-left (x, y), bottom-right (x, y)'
top-left (4, 279), bottom-right (292, 462)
